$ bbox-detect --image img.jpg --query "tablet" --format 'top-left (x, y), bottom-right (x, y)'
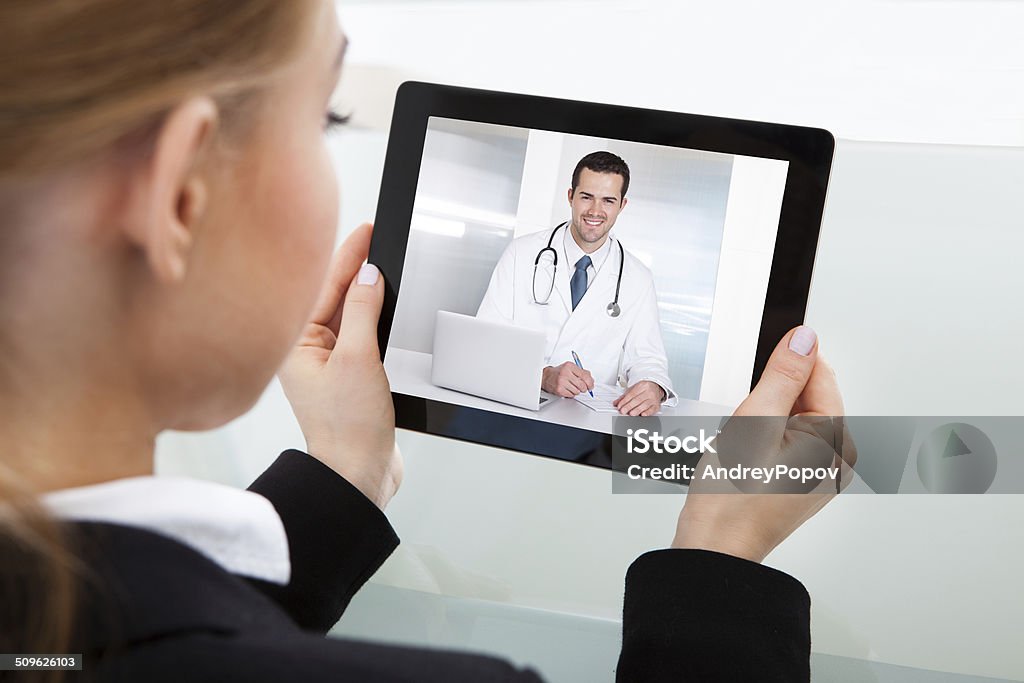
top-left (370, 82), bottom-right (833, 467)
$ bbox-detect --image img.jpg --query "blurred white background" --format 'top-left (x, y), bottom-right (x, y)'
top-left (158, 2), bottom-right (1024, 681)
top-left (335, 0), bottom-right (1024, 147)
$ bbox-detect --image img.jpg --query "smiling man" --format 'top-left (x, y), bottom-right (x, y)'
top-left (477, 151), bottom-right (677, 416)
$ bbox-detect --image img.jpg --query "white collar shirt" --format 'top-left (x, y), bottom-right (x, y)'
top-left (44, 476), bottom-right (291, 585)
top-left (562, 222), bottom-right (613, 292)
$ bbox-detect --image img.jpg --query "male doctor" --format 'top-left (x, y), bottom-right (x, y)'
top-left (477, 151), bottom-right (677, 416)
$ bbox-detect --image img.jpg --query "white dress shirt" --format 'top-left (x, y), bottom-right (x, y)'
top-left (562, 222), bottom-right (613, 292)
top-left (44, 476), bottom-right (291, 585)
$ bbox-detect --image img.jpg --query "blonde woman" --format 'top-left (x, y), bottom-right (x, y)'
top-left (0, 1), bottom-right (848, 681)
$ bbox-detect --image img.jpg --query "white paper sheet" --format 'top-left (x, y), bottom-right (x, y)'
top-left (572, 383), bottom-right (625, 413)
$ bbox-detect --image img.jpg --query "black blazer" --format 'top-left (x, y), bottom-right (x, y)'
top-left (68, 450), bottom-right (810, 681)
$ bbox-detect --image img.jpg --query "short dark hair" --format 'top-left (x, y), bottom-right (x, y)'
top-left (571, 151), bottom-right (630, 199)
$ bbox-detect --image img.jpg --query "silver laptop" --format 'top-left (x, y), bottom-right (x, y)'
top-left (431, 311), bottom-right (553, 411)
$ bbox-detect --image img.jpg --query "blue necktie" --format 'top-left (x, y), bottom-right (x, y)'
top-left (570, 255), bottom-right (591, 311)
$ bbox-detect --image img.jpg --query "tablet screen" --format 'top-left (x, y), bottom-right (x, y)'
top-left (387, 116), bottom-right (788, 412)
top-left (371, 83), bottom-right (832, 464)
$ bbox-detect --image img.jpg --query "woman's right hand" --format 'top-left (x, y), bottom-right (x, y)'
top-left (278, 223), bottom-right (402, 510)
top-left (672, 326), bottom-right (856, 563)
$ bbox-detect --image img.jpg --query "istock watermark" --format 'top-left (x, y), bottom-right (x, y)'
top-left (624, 428), bottom-right (718, 455)
top-left (611, 416), bottom-right (1019, 495)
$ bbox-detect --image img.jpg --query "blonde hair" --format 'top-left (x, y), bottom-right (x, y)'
top-left (0, 473), bottom-right (76, 683)
top-left (0, 1), bottom-right (317, 676)
top-left (0, 0), bottom-right (314, 178)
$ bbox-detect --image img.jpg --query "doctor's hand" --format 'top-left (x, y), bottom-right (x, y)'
top-left (614, 380), bottom-right (666, 416)
top-left (542, 362), bottom-right (595, 398)
top-left (278, 223), bottom-right (403, 511)
top-left (671, 326), bottom-right (855, 564)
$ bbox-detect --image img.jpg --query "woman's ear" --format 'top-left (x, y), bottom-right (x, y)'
top-left (122, 97), bottom-right (219, 284)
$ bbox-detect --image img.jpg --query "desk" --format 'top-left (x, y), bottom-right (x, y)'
top-left (384, 347), bottom-right (732, 435)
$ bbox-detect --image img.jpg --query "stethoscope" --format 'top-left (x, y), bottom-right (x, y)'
top-left (532, 221), bottom-right (624, 318)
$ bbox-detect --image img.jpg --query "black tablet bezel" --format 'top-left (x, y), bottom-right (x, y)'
top-left (370, 81), bottom-right (834, 467)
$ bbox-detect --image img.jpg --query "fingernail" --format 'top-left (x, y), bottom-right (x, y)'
top-left (789, 325), bottom-right (817, 356)
top-left (357, 263), bottom-right (379, 286)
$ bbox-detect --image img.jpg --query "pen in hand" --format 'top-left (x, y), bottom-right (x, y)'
top-left (571, 350), bottom-right (594, 398)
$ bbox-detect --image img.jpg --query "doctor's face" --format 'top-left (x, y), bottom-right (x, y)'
top-left (568, 168), bottom-right (628, 250)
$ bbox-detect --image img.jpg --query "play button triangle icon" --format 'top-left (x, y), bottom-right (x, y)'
top-left (941, 429), bottom-right (972, 459)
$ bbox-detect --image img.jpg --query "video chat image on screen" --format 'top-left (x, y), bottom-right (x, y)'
top-left (383, 117), bottom-right (790, 434)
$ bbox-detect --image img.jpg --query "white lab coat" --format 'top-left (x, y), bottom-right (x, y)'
top-left (477, 227), bottom-right (678, 406)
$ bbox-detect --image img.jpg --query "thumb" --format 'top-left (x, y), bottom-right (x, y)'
top-left (735, 326), bottom-right (818, 417)
top-left (793, 354), bottom-right (844, 417)
top-left (334, 263), bottom-right (384, 363)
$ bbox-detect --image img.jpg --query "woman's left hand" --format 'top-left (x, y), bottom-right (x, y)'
top-left (278, 223), bottom-right (402, 510)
